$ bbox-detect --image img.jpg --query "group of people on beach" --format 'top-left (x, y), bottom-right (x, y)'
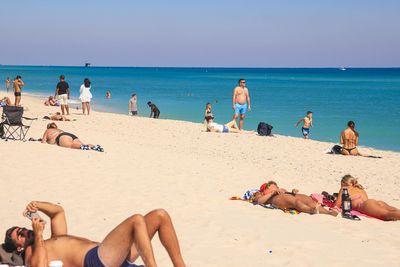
top-left (250, 174), bottom-right (400, 221)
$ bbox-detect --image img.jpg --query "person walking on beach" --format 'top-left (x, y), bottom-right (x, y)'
top-left (232, 79), bottom-right (251, 130)
top-left (6, 77), bottom-right (10, 93)
top-left (54, 75), bottom-right (70, 116)
top-left (79, 78), bottom-right (92, 115)
top-left (295, 111), bottom-right (313, 139)
top-left (3, 200), bottom-right (187, 267)
top-left (148, 101), bottom-right (160, 118)
top-left (129, 93), bottom-right (138, 116)
top-left (340, 121), bottom-right (361, 156)
top-left (13, 75), bottom-right (24, 106)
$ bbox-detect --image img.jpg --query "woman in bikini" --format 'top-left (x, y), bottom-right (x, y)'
top-left (335, 175), bottom-right (400, 221)
top-left (41, 122), bottom-right (104, 151)
top-left (253, 181), bottom-right (337, 216)
top-left (340, 121), bottom-right (361, 156)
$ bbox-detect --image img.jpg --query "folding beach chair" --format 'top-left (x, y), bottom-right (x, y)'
top-left (0, 106), bottom-right (37, 141)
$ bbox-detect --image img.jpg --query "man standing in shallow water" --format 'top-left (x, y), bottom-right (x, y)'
top-left (232, 79), bottom-right (251, 130)
top-left (13, 75), bottom-right (24, 106)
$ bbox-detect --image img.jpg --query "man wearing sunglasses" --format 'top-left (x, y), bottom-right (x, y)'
top-left (232, 79), bottom-right (251, 130)
top-left (3, 201), bottom-right (186, 267)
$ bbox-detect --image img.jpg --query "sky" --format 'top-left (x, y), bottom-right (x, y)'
top-left (0, 0), bottom-right (399, 67)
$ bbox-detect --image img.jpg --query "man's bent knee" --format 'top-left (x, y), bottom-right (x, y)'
top-left (128, 214), bottom-right (146, 226)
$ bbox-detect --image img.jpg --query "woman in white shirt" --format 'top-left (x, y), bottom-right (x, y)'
top-left (79, 78), bottom-right (93, 115)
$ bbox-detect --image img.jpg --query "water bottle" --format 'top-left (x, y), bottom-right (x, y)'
top-left (341, 188), bottom-right (352, 215)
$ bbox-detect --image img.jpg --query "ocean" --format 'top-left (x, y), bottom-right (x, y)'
top-left (1, 66), bottom-right (399, 151)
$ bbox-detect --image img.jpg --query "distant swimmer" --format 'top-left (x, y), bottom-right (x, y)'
top-left (295, 111), bottom-right (313, 139)
top-left (147, 101), bottom-right (160, 118)
top-left (106, 90), bottom-right (111, 99)
top-left (5, 77), bottom-right (10, 93)
top-left (340, 121), bottom-right (361, 156)
top-left (232, 79), bottom-right (251, 130)
top-left (13, 75), bottom-right (24, 106)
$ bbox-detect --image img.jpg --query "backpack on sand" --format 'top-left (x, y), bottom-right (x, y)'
top-left (257, 122), bottom-right (273, 136)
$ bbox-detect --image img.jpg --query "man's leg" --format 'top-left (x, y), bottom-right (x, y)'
top-left (239, 114), bottom-right (245, 130)
top-left (65, 105), bottom-right (70, 115)
top-left (98, 214), bottom-right (157, 267)
top-left (61, 105), bottom-right (65, 115)
top-left (128, 209), bottom-right (186, 267)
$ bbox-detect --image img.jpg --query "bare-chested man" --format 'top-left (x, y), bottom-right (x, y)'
top-left (4, 201), bottom-right (186, 267)
top-left (13, 75), bottom-right (24, 106)
top-left (6, 77), bottom-right (10, 93)
top-left (232, 79), bottom-right (251, 130)
top-left (340, 121), bottom-right (361, 156)
top-left (294, 111), bottom-right (313, 139)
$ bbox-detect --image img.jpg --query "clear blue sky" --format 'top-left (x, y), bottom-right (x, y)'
top-left (1, 0), bottom-right (399, 67)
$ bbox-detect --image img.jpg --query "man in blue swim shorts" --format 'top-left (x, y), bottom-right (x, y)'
top-left (295, 111), bottom-right (313, 139)
top-left (3, 201), bottom-right (186, 267)
top-left (232, 79), bottom-right (251, 130)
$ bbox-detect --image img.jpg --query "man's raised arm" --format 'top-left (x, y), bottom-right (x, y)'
top-left (25, 201), bottom-right (67, 237)
top-left (29, 218), bottom-right (48, 267)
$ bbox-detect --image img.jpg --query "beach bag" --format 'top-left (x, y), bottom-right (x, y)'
top-left (257, 122), bottom-right (273, 136)
top-left (331, 145), bottom-right (342, 154)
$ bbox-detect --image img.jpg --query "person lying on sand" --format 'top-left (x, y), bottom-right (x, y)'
top-left (3, 201), bottom-right (186, 267)
top-left (335, 175), bottom-right (400, 221)
top-left (0, 96), bottom-right (12, 107)
top-left (44, 96), bottom-right (58, 106)
top-left (205, 116), bottom-right (251, 134)
top-left (41, 122), bottom-right (104, 152)
top-left (253, 181), bottom-right (338, 216)
top-left (43, 112), bottom-right (71, 121)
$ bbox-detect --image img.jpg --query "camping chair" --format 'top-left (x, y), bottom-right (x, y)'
top-left (0, 106), bottom-right (37, 141)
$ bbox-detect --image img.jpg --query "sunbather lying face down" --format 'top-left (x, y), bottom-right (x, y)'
top-left (335, 175), bottom-right (400, 221)
top-left (41, 123), bottom-right (104, 152)
top-left (3, 201), bottom-right (186, 267)
top-left (43, 112), bottom-right (70, 121)
top-left (253, 181), bottom-right (337, 216)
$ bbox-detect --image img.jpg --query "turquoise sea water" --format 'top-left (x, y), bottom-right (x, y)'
top-left (1, 66), bottom-right (399, 151)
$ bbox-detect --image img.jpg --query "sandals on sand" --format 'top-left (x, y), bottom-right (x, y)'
top-left (342, 212), bottom-right (361, 221)
top-left (91, 145), bottom-right (104, 152)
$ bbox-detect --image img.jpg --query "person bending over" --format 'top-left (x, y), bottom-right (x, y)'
top-left (3, 201), bottom-right (186, 267)
top-left (335, 175), bottom-right (400, 221)
top-left (41, 123), bottom-right (103, 152)
top-left (253, 181), bottom-right (337, 216)
top-left (147, 101), bottom-right (160, 118)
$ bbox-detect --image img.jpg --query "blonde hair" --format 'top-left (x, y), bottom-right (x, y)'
top-left (341, 174), bottom-right (364, 189)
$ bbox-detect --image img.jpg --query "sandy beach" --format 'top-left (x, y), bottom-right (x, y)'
top-left (1, 92), bottom-right (399, 267)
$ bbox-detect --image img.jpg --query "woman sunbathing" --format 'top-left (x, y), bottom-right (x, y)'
top-left (41, 122), bottom-right (104, 152)
top-left (253, 181), bottom-right (337, 216)
top-left (205, 116), bottom-right (250, 133)
top-left (43, 112), bottom-right (71, 121)
top-left (335, 175), bottom-right (400, 221)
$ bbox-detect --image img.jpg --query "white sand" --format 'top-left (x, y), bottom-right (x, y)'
top-left (1, 92), bottom-right (399, 267)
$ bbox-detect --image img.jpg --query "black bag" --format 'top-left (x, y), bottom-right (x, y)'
top-left (257, 122), bottom-right (273, 136)
top-left (331, 145), bottom-right (343, 154)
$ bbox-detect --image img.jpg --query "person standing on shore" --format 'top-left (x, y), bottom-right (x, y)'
top-left (13, 75), bottom-right (24, 106)
top-left (6, 77), bottom-right (10, 93)
top-left (54, 75), bottom-right (70, 115)
top-left (295, 111), bottom-right (313, 139)
top-left (232, 79), bottom-right (251, 130)
top-left (79, 78), bottom-right (92, 115)
top-left (147, 101), bottom-right (160, 118)
top-left (129, 93), bottom-right (138, 116)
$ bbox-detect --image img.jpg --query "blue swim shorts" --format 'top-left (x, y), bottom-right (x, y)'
top-left (84, 246), bottom-right (141, 267)
top-left (302, 127), bottom-right (310, 137)
top-left (222, 125), bottom-right (229, 133)
top-left (234, 103), bottom-right (247, 115)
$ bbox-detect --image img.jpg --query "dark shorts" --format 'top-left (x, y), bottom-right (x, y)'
top-left (55, 132), bottom-right (78, 146)
top-left (84, 246), bottom-right (141, 267)
top-left (14, 92), bottom-right (21, 97)
top-left (301, 127), bottom-right (310, 137)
